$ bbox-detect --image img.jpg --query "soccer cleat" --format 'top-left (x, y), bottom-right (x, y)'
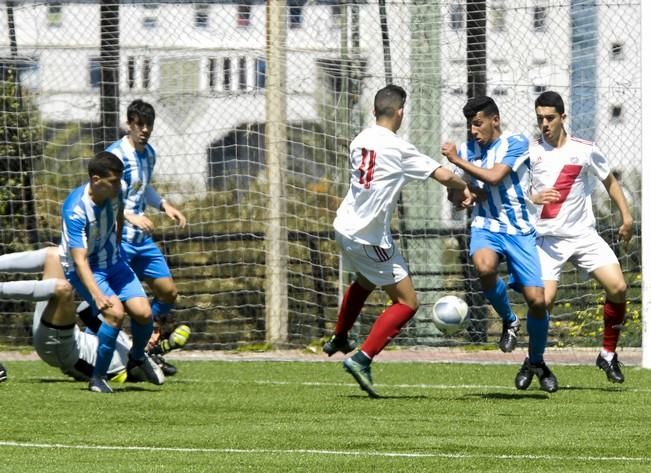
top-left (88, 376), bottom-right (113, 394)
top-left (343, 357), bottom-right (379, 398)
top-left (323, 335), bottom-right (356, 357)
top-left (0, 363), bottom-right (7, 383)
top-left (596, 353), bottom-right (624, 383)
top-left (499, 317), bottom-right (520, 353)
top-left (515, 358), bottom-right (558, 393)
top-left (127, 354), bottom-right (165, 385)
top-left (150, 353), bottom-right (178, 377)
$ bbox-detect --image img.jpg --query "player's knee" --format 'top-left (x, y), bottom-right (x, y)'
top-left (606, 281), bottom-right (627, 302)
top-left (53, 279), bottom-right (73, 300)
top-left (161, 285), bottom-right (178, 304)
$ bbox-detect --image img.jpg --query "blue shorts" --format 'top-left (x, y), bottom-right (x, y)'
top-left (121, 235), bottom-right (172, 280)
top-left (66, 259), bottom-right (147, 312)
top-left (470, 228), bottom-right (544, 290)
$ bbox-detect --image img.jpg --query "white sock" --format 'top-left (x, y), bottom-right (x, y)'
top-left (600, 350), bottom-right (615, 362)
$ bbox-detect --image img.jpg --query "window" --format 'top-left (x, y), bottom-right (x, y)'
top-left (255, 57), bottom-right (266, 89)
top-left (238, 57), bottom-right (247, 91)
top-left (490, 1), bottom-right (506, 32)
top-left (450, 2), bottom-right (464, 30)
top-left (450, 87), bottom-right (464, 96)
top-left (127, 56), bottom-right (135, 89)
top-left (195, 4), bottom-right (209, 28)
top-left (289, 5), bottom-right (303, 29)
top-left (611, 105), bottom-right (622, 121)
top-left (208, 58), bottom-right (217, 90)
top-left (223, 58), bottom-right (231, 91)
top-left (47, 3), bottom-right (63, 27)
top-left (492, 86), bottom-right (508, 96)
top-left (89, 57), bottom-right (101, 88)
top-left (533, 6), bottom-right (547, 32)
top-left (611, 42), bottom-right (623, 60)
top-left (237, 4), bottom-right (251, 28)
top-left (533, 85), bottom-right (547, 94)
top-left (143, 3), bottom-right (158, 29)
top-left (142, 58), bottom-right (151, 89)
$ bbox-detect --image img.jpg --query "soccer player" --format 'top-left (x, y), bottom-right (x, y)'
top-left (441, 95), bottom-right (557, 393)
top-left (529, 91), bottom-right (633, 383)
top-left (60, 151), bottom-right (163, 393)
top-left (324, 84), bottom-right (472, 398)
top-left (106, 99), bottom-right (187, 375)
top-left (0, 247), bottom-right (188, 384)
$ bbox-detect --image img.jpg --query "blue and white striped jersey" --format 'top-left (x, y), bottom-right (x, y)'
top-left (457, 133), bottom-right (535, 235)
top-left (59, 183), bottom-right (122, 272)
top-left (106, 136), bottom-right (162, 244)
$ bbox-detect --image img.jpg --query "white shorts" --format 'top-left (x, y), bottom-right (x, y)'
top-left (31, 301), bottom-right (131, 380)
top-left (335, 231), bottom-right (409, 287)
top-left (536, 230), bottom-right (619, 281)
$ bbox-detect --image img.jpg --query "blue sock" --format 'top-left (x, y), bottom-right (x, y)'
top-left (93, 322), bottom-right (120, 378)
top-left (484, 279), bottom-right (516, 323)
top-left (527, 312), bottom-right (550, 364)
top-left (130, 318), bottom-right (154, 361)
top-left (151, 299), bottom-right (174, 322)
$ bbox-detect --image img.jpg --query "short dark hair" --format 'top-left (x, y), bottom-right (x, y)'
top-left (534, 91), bottom-right (565, 114)
top-left (462, 96), bottom-right (499, 120)
top-left (374, 84), bottom-right (407, 119)
top-left (88, 151), bottom-right (124, 178)
top-left (127, 99), bottom-right (156, 126)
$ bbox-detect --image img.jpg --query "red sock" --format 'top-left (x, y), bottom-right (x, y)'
top-left (603, 299), bottom-right (626, 353)
top-left (361, 303), bottom-right (416, 358)
top-left (334, 281), bottom-right (373, 337)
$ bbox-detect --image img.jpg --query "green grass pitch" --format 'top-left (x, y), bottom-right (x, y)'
top-left (1, 359), bottom-right (650, 472)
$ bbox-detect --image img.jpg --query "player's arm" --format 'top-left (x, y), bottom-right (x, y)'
top-left (70, 247), bottom-right (112, 311)
top-left (430, 167), bottom-right (474, 208)
top-left (441, 142), bottom-right (512, 186)
top-left (602, 172), bottom-right (634, 247)
top-left (145, 185), bottom-right (187, 228)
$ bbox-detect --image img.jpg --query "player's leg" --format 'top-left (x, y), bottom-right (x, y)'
top-left (470, 229), bottom-right (520, 351)
top-left (507, 233), bottom-right (557, 392)
top-left (575, 232), bottom-right (626, 382)
top-left (323, 232), bottom-right (376, 356)
top-left (342, 242), bottom-right (414, 398)
top-left (0, 246), bottom-right (49, 273)
top-left (111, 262), bottom-right (163, 385)
top-left (323, 273), bottom-right (374, 356)
top-left (592, 264), bottom-right (627, 383)
top-left (125, 238), bottom-right (180, 374)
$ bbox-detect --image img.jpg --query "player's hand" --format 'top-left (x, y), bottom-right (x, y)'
top-left (532, 188), bottom-right (561, 205)
top-left (441, 142), bottom-right (459, 164)
top-left (459, 186), bottom-right (474, 209)
top-left (162, 203), bottom-right (187, 228)
top-left (618, 217), bottom-right (634, 251)
top-left (147, 326), bottom-right (161, 351)
top-left (126, 214), bottom-right (155, 233)
top-left (93, 293), bottom-right (113, 311)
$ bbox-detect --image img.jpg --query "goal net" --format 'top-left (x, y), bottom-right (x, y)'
top-left (0, 0), bottom-right (642, 352)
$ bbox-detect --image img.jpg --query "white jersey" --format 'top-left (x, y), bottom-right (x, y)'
top-left (529, 136), bottom-right (610, 237)
top-left (333, 125), bottom-right (440, 248)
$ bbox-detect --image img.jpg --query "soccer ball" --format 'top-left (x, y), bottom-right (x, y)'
top-left (432, 295), bottom-right (469, 335)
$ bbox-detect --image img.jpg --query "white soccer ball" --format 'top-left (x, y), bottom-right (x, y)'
top-left (432, 295), bottom-right (469, 335)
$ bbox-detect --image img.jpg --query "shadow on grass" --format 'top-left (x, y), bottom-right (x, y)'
top-left (343, 394), bottom-right (429, 400)
top-left (467, 392), bottom-right (550, 400)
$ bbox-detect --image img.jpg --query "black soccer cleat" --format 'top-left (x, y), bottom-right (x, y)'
top-left (343, 357), bottom-right (379, 398)
top-left (596, 353), bottom-right (624, 384)
top-left (150, 353), bottom-right (178, 377)
top-left (323, 334), bottom-right (356, 357)
top-left (515, 358), bottom-right (558, 393)
top-left (0, 363), bottom-right (7, 383)
top-left (499, 317), bottom-right (520, 353)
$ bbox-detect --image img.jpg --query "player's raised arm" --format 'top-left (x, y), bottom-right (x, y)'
top-left (441, 141), bottom-right (512, 186)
